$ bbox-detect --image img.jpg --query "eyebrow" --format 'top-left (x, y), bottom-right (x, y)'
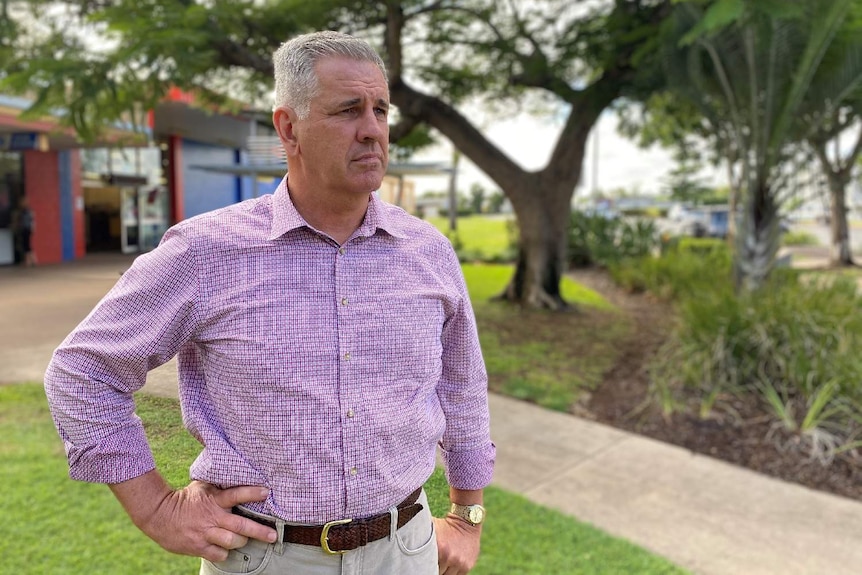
top-left (336, 98), bottom-right (390, 110)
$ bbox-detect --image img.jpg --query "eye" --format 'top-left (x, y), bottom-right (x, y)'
top-left (375, 107), bottom-right (388, 118)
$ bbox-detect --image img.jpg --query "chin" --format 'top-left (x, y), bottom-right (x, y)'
top-left (354, 175), bottom-right (386, 194)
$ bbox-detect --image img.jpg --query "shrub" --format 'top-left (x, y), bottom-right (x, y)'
top-left (568, 213), bottom-right (659, 269)
top-left (650, 270), bottom-right (862, 464)
top-left (609, 240), bottom-right (731, 300)
top-left (675, 237), bottom-right (729, 256)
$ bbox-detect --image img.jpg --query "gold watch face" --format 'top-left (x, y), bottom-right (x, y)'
top-left (467, 505), bottom-right (485, 524)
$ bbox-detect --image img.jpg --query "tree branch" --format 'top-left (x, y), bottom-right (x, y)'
top-left (543, 70), bottom-right (624, 187)
top-left (389, 115), bottom-right (421, 142)
top-left (211, 38), bottom-right (273, 76)
top-left (840, 123), bottom-right (862, 176)
top-left (390, 79), bottom-right (527, 190)
top-left (385, 0), bottom-right (405, 83)
top-left (403, 0), bottom-right (449, 20)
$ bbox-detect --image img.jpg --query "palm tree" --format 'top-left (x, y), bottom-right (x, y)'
top-left (664, 0), bottom-right (862, 290)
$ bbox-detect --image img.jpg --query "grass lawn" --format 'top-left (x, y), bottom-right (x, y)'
top-left (463, 263), bottom-right (627, 412)
top-left (0, 383), bottom-right (687, 574)
top-left (427, 216), bottom-right (632, 411)
top-left (427, 215), bottom-right (515, 260)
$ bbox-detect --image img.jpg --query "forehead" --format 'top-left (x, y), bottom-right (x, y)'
top-left (313, 57), bottom-right (389, 102)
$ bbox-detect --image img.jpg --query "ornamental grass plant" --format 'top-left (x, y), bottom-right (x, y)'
top-left (614, 243), bottom-right (862, 465)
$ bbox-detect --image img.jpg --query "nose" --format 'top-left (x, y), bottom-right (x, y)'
top-left (356, 106), bottom-right (386, 143)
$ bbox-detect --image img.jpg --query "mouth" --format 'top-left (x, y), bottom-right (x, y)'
top-left (352, 153), bottom-right (383, 164)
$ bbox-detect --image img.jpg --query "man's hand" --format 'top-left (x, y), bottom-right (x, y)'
top-left (434, 515), bottom-right (481, 575)
top-left (110, 471), bottom-right (277, 562)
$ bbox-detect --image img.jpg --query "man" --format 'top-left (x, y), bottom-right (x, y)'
top-left (45, 31), bottom-right (495, 575)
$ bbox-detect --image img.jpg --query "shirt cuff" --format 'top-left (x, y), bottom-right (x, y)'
top-left (440, 442), bottom-right (496, 490)
top-left (66, 421), bottom-right (156, 484)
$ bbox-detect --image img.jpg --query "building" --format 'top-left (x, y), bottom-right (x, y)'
top-left (0, 90), bottom-right (280, 265)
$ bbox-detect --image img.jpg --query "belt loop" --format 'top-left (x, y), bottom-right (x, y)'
top-left (274, 520), bottom-right (286, 555)
top-left (388, 506), bottom-right (398, 541)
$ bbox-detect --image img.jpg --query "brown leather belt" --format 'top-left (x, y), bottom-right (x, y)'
top-left (233, 488), bottom-right (423, 555)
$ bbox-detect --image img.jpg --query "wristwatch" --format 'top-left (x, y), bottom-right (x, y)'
top-left (449, 503), bottom-right (486, 526)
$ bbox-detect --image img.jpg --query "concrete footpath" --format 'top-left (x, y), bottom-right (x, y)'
top-left (2, 253), bottom-right (862, 575)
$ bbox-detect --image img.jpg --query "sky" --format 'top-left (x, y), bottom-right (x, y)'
top-left (406, 109), bottom-right (726, 200)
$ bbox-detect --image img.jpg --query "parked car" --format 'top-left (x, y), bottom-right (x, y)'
top-left (674, 206), bottom-right (729, 238)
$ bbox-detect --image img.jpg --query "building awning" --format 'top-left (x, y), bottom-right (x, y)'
top-left (188, 161), bottom-right (451, 179)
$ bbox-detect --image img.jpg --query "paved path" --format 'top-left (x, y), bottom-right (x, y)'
top-left (3, 253), bottom-right (862, 575)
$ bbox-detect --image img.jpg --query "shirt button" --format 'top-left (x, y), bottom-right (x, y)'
top-left (341, 297), bottom-right (349, 306)
top-left (344, 352), bottom-right (351, 361)
top-left (338, 247), bottom-right (346, 256)
top-left (347, 408), bottom-right (355, 418)
top-left (349, 467), bottom-right (357, 476)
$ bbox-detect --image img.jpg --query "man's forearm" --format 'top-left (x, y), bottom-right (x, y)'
top-left (450, 487), bottom-right (483, 506)
top-left (109, 469), bottom-right (174, 532)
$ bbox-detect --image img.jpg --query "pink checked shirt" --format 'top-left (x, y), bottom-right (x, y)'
top-left (45, 178), bottom-right (495, 523)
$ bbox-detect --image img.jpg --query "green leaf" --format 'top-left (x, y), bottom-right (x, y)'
top-left (680, 0), bottom-right (744, 46)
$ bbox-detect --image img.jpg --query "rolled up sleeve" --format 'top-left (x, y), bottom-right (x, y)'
top-left (436, 249), bottom-right (495, 490)
top-left (44, 231), bottom-right (200, 484)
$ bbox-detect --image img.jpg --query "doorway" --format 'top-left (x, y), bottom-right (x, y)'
top-left (0, 152), bottom-right (24, 265)
top-left (83, 182), bottom-right (169, 253)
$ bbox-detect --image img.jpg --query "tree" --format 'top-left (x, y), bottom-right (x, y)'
top-left (487, 190), bottom-right (506, 214)
top-left (795, 0), bottom-right (862, 266)
top-left (809, 121), bottom-right (862, 266)
top-left (804, 99), bottom-right (862, 265)
top-left (660, 0), bottom-right (862, 291)
top-left (379, 1), bottom-right (671, 308)
top-left (2, 0), bottom-right (670, 309)
top-left (468, 183), bottom-right (485, 215)
top-left (662, 159), bottom-right (712, 204)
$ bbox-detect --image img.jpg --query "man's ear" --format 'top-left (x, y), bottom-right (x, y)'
top-left (273, 106), bottom-right (299, 154)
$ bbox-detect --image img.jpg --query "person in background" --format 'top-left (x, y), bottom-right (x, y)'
top-left (13, 196), bottom-right (35, 267)
top-left (44, 30), bottom-right (494, 575)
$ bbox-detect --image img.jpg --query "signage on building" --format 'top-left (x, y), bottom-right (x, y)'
top-left (0, 132), bottom-right (48, 151)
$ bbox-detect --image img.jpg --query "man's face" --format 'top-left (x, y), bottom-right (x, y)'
top-left (282, 56), bottom-right (389, 197)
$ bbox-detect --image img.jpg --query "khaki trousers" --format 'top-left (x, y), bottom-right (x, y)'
top-left (200, 490), bottom-right (438, 575)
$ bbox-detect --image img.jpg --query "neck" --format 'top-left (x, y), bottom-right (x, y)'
top-left (288, 181), bottom-right (369, 245)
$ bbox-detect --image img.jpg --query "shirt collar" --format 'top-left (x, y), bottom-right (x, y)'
top-left (269, 176), bottom-right (408, 241)
top-left (362, 192), bottom-right (409, 240)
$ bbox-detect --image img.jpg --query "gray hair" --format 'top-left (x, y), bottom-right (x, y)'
top-left (273, 31), bottom-right (388, 119)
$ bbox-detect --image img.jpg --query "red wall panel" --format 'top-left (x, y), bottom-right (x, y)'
top-left (23, 151), bottom-right (62, 264)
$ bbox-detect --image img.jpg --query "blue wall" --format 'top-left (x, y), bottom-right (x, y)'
top-left (239, 174), bottom-right (280, 201)
top-left (181, 140), bottom-right (241, 218)
top-left (181, 140), bottom-right (280, 218)
top-left (58, 151), bottom-right (76, 261)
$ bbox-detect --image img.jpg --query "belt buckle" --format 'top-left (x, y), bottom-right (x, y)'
top-left (320, 518), bottom-right (352, 555)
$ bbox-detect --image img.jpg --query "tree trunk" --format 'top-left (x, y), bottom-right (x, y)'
top-left (381, 1), bottom-right (638, 309)
top-left (811, 136), bottom-right (859, 267)
top-left (734, 182), bottom-right (781, 293)
top-left (827, 174), bottom-right (854, 266)
top-left (725, 162), bottom-right (741, 243)
top-left (498, 186), bottom-right (572, 309)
